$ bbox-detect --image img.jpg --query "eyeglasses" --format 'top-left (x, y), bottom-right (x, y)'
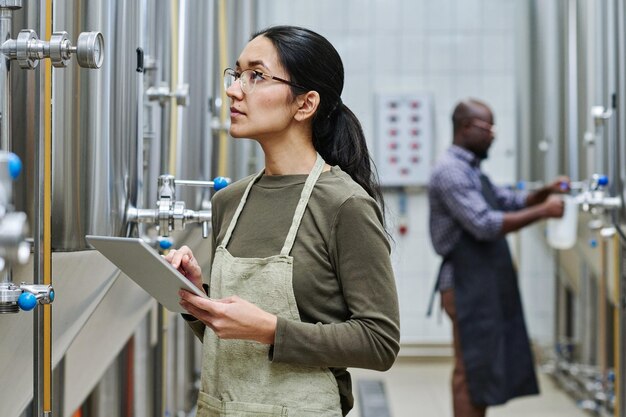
top-left (223, 68), bottom-right (305, 94)
top-left (469, 119), bottom-right (496, 135)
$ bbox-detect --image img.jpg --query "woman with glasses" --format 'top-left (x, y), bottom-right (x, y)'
top-left (165, 25), bottom-right (399, 416)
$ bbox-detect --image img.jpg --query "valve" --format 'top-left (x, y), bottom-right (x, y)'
top-left (1, 29), bottom-right (104, 69)
top-left (591, 105), bottom-right (613, 126)
top-left (607, 370), bottom-right (616, 383)
top-left (19, 283), bottom-right (54, 309)
top-left (0, 282), bottom-right (54, 314)
top-left (127, 175), bottom-right (231, 238)
top-left (158, 237), bottom-right (173, 250)
top-left (576, 174), bottom-right (622, 212)
top-left (175, 176), bottom-right (230, 191)
top-left (146, 82), bottom-right (189, 106)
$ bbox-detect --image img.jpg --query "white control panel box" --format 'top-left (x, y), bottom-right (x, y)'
top-left (375, 93), bottom-right (434, 187)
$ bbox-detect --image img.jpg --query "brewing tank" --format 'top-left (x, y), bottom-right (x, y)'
top-left (50, 0), bottom-right (143, 250)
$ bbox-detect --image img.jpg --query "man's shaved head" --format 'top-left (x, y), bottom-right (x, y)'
top-left (452, 99), bottom-right (491, 134)
top-left (451, 98), bottom-right (495, 159)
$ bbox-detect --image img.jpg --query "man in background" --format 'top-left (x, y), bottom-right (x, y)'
top-left (428, 98), bottom-right (568, 417)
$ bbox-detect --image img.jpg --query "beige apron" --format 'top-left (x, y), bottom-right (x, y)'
top-left (197, 154), bottom-right (342, 417)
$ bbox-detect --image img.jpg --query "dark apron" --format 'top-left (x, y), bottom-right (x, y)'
top-left (447, 174), bottom-right (539, 405)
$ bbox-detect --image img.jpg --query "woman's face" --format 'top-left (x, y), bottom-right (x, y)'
top-left (226, 36), bottom-right (299, 141)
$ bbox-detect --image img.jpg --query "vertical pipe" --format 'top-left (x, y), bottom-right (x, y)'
top-left (0, 8), bottom-right (11, 152)
top-left (168, 0), bottom-right (178, 175)
top-left (202, 0), bottom-right (215, 185)
top-left (155, 307), bottom-right (165, 417)
top-left (0, 6), bottom-right (14, 293)
top-left (175, 0), bottom-right (186, 179)
top-left (217, 0), bottom-right (228, 178)
top-left (567, 0), bottom-right (579, 180)
top-left (599, 241), bottom-right (608, 377)
top-left (33, 0), bottom-right (53, 414)
top-left (175, 315), bottom-right (185, 412)
top-left (133, 315), bottom-right (151, 417)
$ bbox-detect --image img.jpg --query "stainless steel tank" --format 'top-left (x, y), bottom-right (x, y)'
top-left (50, 0), bottom-right (143, 250)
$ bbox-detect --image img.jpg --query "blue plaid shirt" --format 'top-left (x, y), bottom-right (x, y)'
top-left (428, 145), bottom-right (528, 290)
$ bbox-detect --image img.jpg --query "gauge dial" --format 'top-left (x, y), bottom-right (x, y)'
top-left (76, 31), bottom-right (104, 69)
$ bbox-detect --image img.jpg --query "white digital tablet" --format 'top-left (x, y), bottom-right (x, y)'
top-left (85, 235), bottom-right (208, 313)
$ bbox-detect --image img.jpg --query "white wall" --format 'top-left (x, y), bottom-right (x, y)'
top-left (256, 0), bottom-right (556, 349)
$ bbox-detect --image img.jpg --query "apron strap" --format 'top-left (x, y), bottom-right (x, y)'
top-left (426, 257), bottom-right (448, 317)
top-left (280, 154), bottom-right (325, 256)
top-left (221, 168), bottom-right (266, 248)
top-left (426, 275), bottom-right (441, 317)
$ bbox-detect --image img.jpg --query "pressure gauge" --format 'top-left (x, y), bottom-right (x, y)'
top-left (76, 31), bottom-right (104, 69)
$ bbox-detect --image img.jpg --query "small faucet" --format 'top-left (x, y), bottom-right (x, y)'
top-left (577, 175), bottom-right (622, 213)
top-left (575, 174), bottom-right (622, 231)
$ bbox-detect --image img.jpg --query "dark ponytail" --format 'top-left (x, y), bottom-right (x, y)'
top-left (252, 25), bottom-right (386, 218)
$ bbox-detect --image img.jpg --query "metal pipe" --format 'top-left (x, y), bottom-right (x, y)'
top-left (168, 0), bottom-right (179, 175)
top-left (0, 8), bottom-right (12, 151)
top-left (34, 0), bottom-right (53, 414)
top-left (567, 0), bottom-right (579, 180)
top-left (175, 179), bottom-right (219, 187)
top-left (217, 0), bottom-right (229, 178)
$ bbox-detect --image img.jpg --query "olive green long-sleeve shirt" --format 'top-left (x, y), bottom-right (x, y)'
top-left (187, 165), bottom-right (400, 415)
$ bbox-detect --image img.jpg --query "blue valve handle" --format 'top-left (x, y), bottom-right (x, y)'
top-left (8, 152), bottom-right (22, 179)
top-left (597, 175), bottom-right (609, 186)
top-left (213, 176), bottom-right (229, 191)
top-left (18, 292), bottom-right (37, 311)
top-left (159, 238), bottom-right (173, 250)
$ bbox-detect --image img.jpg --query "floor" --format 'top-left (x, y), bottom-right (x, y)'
top-left (350, 357), bottom-right (589, 417)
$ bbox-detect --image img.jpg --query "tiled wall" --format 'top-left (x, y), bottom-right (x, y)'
top-left (256, 0), bottom-right (555, 348)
